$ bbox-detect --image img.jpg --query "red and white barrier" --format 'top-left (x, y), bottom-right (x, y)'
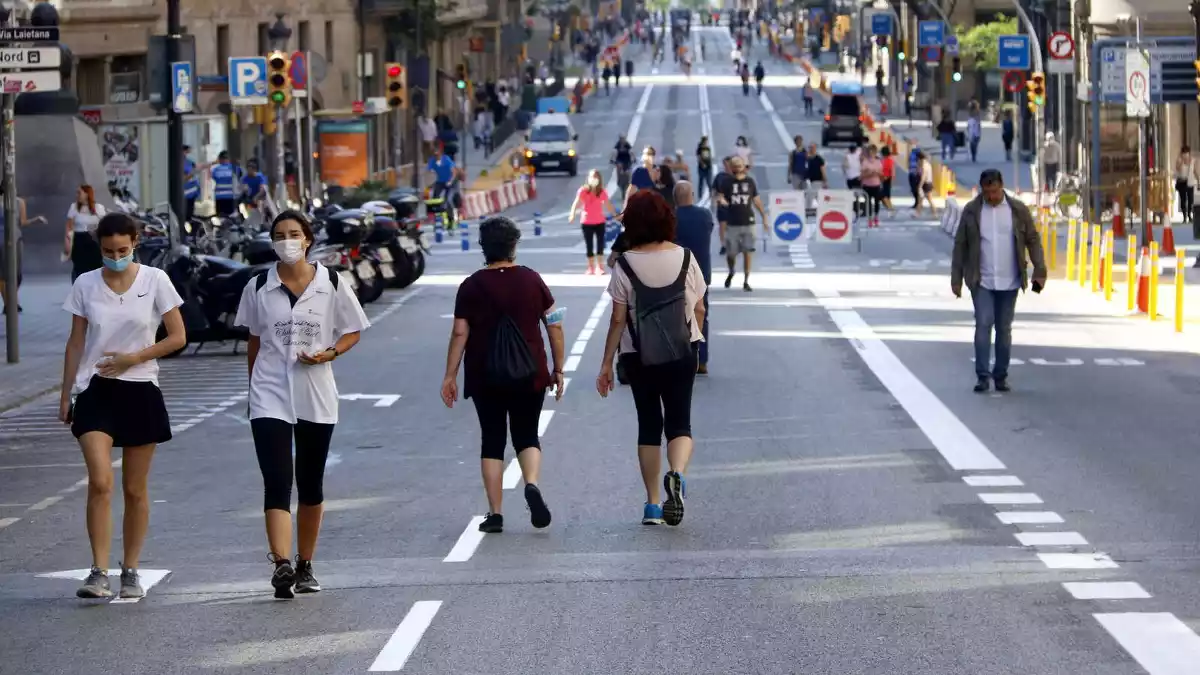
top-left (460, 178), bottom-right (532, 221)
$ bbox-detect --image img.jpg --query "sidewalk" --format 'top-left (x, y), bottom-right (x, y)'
top-left (0, 276), bottom-right (73, 412)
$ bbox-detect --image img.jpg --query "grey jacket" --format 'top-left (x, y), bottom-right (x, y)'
top-left (951, 195), bottom-right (1046, 293)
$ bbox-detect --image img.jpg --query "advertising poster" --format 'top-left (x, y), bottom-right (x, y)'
top-left (317, 120), bottom-right (369, 189)
top-left (100, 125), bottom-right (141, 204)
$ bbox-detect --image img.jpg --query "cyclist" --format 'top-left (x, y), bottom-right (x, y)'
top-left (612, 134), bottom-right (635, 197)
top-left (753, 61), bottom-right (765, 96)
top-left (426, 144), bottom-right (461, 229)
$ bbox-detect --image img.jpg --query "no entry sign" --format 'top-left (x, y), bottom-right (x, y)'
top-left (816, 190), bottom-right (855, 244)
top-left (1003, 70), bottom-right (1026, 93)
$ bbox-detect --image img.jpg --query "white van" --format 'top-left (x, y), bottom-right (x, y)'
top-left (524, 112), bottom-right (578, 176)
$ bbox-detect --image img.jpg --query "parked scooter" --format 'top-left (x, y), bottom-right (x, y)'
top-left (156, 247), bottom-right (271, 356)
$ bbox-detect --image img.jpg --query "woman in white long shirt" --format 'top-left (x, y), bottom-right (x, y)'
top-left (59, 213), bottom-right (187, 600)
top-left (235, 210), bottom-right (370, 599)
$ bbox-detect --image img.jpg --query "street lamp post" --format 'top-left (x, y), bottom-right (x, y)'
top-left (166, 0), bottom-right (184, 245)
top-left (268, 15), bottom-right (292, 207)
top-left (1, 2), bottom-right (15, 363)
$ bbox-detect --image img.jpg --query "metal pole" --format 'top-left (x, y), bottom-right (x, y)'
top-left (167, 0), bottom-right (184, 245)
top-left (1013, 87), bottom-right (1020, 193)
top-left (275, 105), bottom-right (287, 205)
top-left (1010, 0), bottom-right (1044, 209)
top-left (305, 50), bottom-right (317, 201)
top-left (1137, 17), bottom-right (1149, 246)
top-left (412, 2), bottom-right (423, 191)
top-left (2, 9), bottom-right (17, 363)
top-left (293, 95), bottom-right (304, 203)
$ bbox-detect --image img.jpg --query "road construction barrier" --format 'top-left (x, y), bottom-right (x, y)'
top-left (1127, 236), bottom-right (1138, 312)
top-left (1176, 247), bottom-right (1187, 333)
top-left (1078, 223), bottom-right (1090, 289)
top-left (1149, 241), bottom-right (1160, 320)
top-left (461, 220), bottom-right (470, 251)
top-left (1091, 224), bottom-right (1102, 293)
top-left (1066, 219), bottom-right (1077, 280)
top-left (1103, 229), bottom-right (1115, 301)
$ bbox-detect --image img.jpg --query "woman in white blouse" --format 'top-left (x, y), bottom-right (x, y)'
top-left (64, 184), bottom-right (106, 281)
top-left (59, 212), bottom-right (187, 600)
top-left (235, 210), bottom-right (370, 599)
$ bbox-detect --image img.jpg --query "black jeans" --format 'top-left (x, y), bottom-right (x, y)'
top-left (1178, 180), bottom-right (1195, 221)
top-left (582, 223), bottom-right (606, 257)
top-left (696, 167), bottom-right (712, 199)
top-left (250, 417), bottom-right (336, 512)
top-left (620, 344), bottom-right (698, 446)
top-left (909, 174), bottom-right (921, 207)
top-left (471, 389), bottom-right (544, 460)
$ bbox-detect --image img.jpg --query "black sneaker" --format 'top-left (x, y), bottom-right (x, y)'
top-left (524, 484), bottom-right (552, 529)
top-left (479, 513), bottom-right (504, 533)
top-left (743, 282), bottom-right (753, 292)
top-left (118, 565), bottom-right (144, 599)
top-left (269, 553), bottom-right (296, 599)
top-left (973, 377), bottom-right (990, 393)
top-left (724, 272), bottom-right (734, 289)
top-left (994, 378), bottom-right (1011, 392)
top-left (294, 557), bottom-right (321, 594)
top-left (662, 471), bottom-right (686, 526)
top-left (76, 566), bottom-right (112, 599)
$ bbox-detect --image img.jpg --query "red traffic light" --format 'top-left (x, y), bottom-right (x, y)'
top-left (269, 55), bottom-right (287, 70)
top-left (387, 65), bottom-right (402, 78)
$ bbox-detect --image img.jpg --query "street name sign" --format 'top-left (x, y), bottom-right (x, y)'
top-left (998, 35), bottom-right (1031, 71)
top-left (0, 70), bottom-right (61, 93)
top-left (0, 47), bottom-right (60, 69)
top-left (0, 27), bottom-right (58, 42)
top-left (918, 21), bottom-right (944, 47)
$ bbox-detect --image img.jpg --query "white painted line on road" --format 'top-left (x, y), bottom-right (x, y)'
top-left (563, 355), bottom-right (582, 372)
top-left (502, 459), bottom-right (523, 490)
top-left (367, 288), bottom-right (426, 325)
top-left (27, 496), bottom-right (63, 512)
top-left (584, 318), bottom-right (599, 330)
top-left (561, 377), bottom-right (571, 395)
top-left (443, 516), bottom-right (487, 563)
top-left (370, 601), bottom-right (444, 672)
top-left (1065, 582), bottom-right (1151, 600)
top-left (570, 341), bottom-right (588, 355)
top-left (996, 511), bottom-right (1064, 525)
top-left (1094, 612), bottom-right (1200, 674)
top-left (1015, 531), bottom-right (1088, 547)
top-left (1037, 552), bottom-right (1119, 569)
top-left (0, 517), bottom-right (19, 529)
top-left (817, 294), bottom-right (1006, 471)
top-left (0, 463), bottom-right (86, 471)
top-left (978, 492), bottom-right (1043, 505)
top-left (109, 569), bottom-right (171, 604)
top-left (538, 411), bottom-right (555, 437)
top-left (576, 328), bottom-right (594, 342)
top-left (963, 475), bottom-right (1024, 487)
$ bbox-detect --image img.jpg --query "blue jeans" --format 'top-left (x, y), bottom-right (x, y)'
top-left (971, 288), bottom-right (1019, 380)
top-left (940, 132), bottom-right (956, 160)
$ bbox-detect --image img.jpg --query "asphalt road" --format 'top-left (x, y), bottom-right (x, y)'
top-left (1, 27), bottom-right (1199, 675)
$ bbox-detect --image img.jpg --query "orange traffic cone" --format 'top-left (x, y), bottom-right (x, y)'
top-left (1136, 247), bottom-right (1151, 313)
top-left (1112, 199), bottom-right (1125, 238)
top-left (1098, 235), bottom-right (1107, 288)
top-left (881, 98), bottom-right (889, 115)
top-left (1162, 220), bottom-right (1176, 256)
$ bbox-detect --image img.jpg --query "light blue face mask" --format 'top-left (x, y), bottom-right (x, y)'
top-left (102, 253), bottom-right (134, 272)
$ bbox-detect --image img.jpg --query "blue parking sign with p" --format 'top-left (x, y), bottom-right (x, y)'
top-left (228, 56), bottom-right (268, 104)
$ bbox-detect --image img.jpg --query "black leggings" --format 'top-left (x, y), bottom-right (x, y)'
top-left (620, 345), bottom-right (698, 446)
top-left (582, 223), bottom-right (606, 257)
top-left (472, 389), bottom-right (544, 460)
top-left (909, 174), bottom-right (921, 207)
top-left (250, 417), bottom-right (336, 512)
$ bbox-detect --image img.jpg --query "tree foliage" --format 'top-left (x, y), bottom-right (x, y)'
top-left (387, 0), bottom-right (458, 46)
top-left (956, 14), bottom-right (1018, 70)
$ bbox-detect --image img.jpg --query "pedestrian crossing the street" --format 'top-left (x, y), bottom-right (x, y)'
top-left (0, 357), bottom-right (247, 440)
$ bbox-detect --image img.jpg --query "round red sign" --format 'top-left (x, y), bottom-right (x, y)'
top-left (1003, 70), bottom-right (1026, 93)
top-left (819, 210), bottom-right (850, 240)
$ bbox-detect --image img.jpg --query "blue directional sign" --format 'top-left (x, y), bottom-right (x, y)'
top-left (918, 21), bottom-right (945, 47)
top-left (228, 56), bottom-right (268, 105)
top-left (871, 13), bottom-right (892, 36)
top-left (997, 35), bottom-right (1031, 71)
top-left (170, 61), bottom-right (193, 114)
top-left (773, 212), bottom-right (804, 241)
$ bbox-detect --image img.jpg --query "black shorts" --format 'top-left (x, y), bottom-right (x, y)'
top-left (215, 198), bottom-right (238, 217)
top-left (881, 178), bottom-right (893, 199)
top-left (71, 375), bottom-right (172, 447)
top-left (716, 206), bottom-right (729, 223)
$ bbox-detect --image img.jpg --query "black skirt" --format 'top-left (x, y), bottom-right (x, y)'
top-left (71, 231), bottom-right (102, 281)
top-left (71, 375), bottom-right (172, 447)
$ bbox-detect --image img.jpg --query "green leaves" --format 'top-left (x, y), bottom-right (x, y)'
top-left (955, 14), bottom-right (1018, 71)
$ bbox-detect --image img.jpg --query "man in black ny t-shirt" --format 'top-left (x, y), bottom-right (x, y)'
top-left (715, 156), bottom-right (768, 291)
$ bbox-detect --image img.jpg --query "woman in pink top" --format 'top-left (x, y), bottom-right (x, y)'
top-left (859, 145), bottom-right (885, 227)
top-left (569, 169), bottom-right (619, 274)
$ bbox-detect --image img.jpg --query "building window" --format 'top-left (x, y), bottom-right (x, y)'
top-left (109, 54), bottom-right (146, 105)
top-left (217, 25), bottom-right (230, 75)
top-left (257, 23), bottom-right (270, 55)
top-left (76, 58), bottom-right (105, 106)
top-left (298, 21), bottom-right (310, 52)
top-left (324, 21), bottom-right (334, 62)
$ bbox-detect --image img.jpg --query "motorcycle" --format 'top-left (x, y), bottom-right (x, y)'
top-left (156, 247), bottom-right (270, 356)
top-left (321, 208), bottom-right (385, 304)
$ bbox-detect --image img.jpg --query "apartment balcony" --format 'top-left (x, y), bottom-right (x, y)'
top-left (363, 0), bottom-right (489, 26)
top-left (55, 0), bottom-right (161, 23)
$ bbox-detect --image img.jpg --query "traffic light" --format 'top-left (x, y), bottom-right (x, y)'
top-left (1194, 60), bottom-right (1200, 102)
top-left (553, 23), bottom-right (561, 41)
top-left (266, 50), bottom-right (292, 107)
top-left (385, 63), bottom-right (406, 110)
top-left (897, 39), bottom-right (906, 61)
top-left (1026, 71), bottom-right (1045, 114)
top-left (951, 56), bottom-right (962, 82)
top-left (455, 63), bottom-right (467, 91)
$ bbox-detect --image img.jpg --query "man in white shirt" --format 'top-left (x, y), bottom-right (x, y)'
top-left (843, 144), bottom-right (862, 190)
top-left (418, 116), bottom-right (438, 157)
top-left (1042, 132), bottom-right (1062, 191)
top-left (951, 169), bottom-right (1047, 393)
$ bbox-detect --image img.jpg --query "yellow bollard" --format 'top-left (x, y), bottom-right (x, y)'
top-left (1065, 219), bottom-right (1077, 280)
top-left (1041, 214), bottom-right (1050, 256)
top-left (1078, 222), bottom-right (1090, 288)
top-left (1149, 241), bottom-right (1160, 321)
top-left (1049, 220), bottom-right (1058, 270)
top-left (1127, 235), bottom-right (1137, 312)
top-left (1104, 230), bottom-right (1115, 301)
top-left (1176, 249), bottom-right (1186, 333)
top-left (1091, 225), bottom-right (1102, 293)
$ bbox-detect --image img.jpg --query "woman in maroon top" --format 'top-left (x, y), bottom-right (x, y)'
top-left (441, 216), bottom-right (566, 533)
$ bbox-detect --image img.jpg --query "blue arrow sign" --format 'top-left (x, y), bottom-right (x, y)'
top-left (871, 14), bottom-right (892, 36)
top-left (997, 35), bottom-right (1031, 71)
top-left (918, 21), bottom-right (945, 47)
top-left (773, 212), bottom-right (804, 241)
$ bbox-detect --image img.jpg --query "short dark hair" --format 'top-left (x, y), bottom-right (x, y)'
top-left (95, 212), bottom-right (140, 242)
top-left (270, 210), bottom-right (315, 242)
top-left (622, 190), bottom-right (676, 247)
top-left (479, 216), bottom-right (521, 264)
top-left (979, 169), bottom-right (1004, 187)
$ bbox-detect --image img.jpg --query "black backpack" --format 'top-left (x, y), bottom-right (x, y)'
top-left (255, 266), bottom-right (340, 291)
top-left (481, 278), bottom-right (539, 389)
top-left (617, 249), bottom-right (693, 366)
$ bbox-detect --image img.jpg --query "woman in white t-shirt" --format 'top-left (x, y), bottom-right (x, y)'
top-left (234, 210), bottom-right (370, 599)
top-left (64, 184), bottom-right (106, 281)
top-left (597, 190), bottom-right (707, 528)
top-left (733, 136), bottom-right (753, 168)
top-left (59, 212), bottom-right (186, 601)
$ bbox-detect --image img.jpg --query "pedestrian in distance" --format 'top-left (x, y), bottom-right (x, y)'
top-left (442, 216), bottom-right (566, 534)
top-left (908, 146), bottom-right (922, 209)
top-left (860, 145), bottom-right (884, 227)
top-left (733, 135), bottom-right (753, 169)
top-left (843, 143), bottom-right (862, 190)
top-left (1042, 132), bottom-right (1062, 192)
top-left (208, 151), bottom-right (240, 218)
top-left (597, 190), bottom-right (707, 526)
top-left (915, 150), bottom-right (937, 216)
top-left (788, 135), bottom-right (808, 190)
top-left (753, 61), bottom-right (765, 95)
top-left (802, 79), bottom-right (815, 116)
top-left (672, 181), bottom-right (713, 374)
top-left (0, 182), bottom-right (46, 314)
top-left (234, 210), bottom-right (371, 599)
top-left (1175, 145), bottom-right (1197, 223)
top-left (715, 156), bottom-right (768, 292)
top-left (712, 156), bottom-right (733, 254)
top-left (951, 169), bottom-right (1047, 394)
top-left (569, 169), bottom-right (619, 275)
top-left (967, 109), bottom-right (982, 162)
top-left (937, 114), bottom-right (957, 161)
top-left (879, 146), bottom-right (897, 217)
top-left (656, 164), bottom-right (678, 208)
top-left (805, 143), bottom-right (828, 189)
top-left (59, 212), bottom-right (187, 599)
top-left (602, 61), bottom-right (612, 94)
top-left (64, 184), bottom-right (107, 282)
top-left (740, 62), bottom-right (751, 96)
top-left (1001, 109), bottom-right (1015, 161)
top-left (694, 137), bottom-right (714, 199)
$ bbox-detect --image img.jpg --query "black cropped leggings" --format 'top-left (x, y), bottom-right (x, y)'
top-left (620, 344), bottom-right (699, 446)
top-left (472, 389), bottom-right (545, 460)
top-left (582, 223), bottom-right (606, 257)
top-left (250, 417), bottom-right (336, 512)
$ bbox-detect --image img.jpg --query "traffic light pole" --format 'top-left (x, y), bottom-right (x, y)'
top-left (1011, 0), bottom-right (1045, 208)
top-left (167, 0), bottom-right (184, 246)
top-left (3, 9), bottom-right (17, 363)
top-left (275, 104), bottom-right (287, 207)
top-left (1136, 17), bottom-right (1149, 246)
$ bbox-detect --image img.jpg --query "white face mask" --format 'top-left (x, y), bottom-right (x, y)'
top-left (273, 239), bottom-right (307, 265)
top-left (588, 177), bottom-right (601, 187)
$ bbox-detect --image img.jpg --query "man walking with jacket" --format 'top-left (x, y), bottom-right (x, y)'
top-left (673, 181), bottom-right (713, 373)
top-left (951, 169), bottom-right (1047, 393)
